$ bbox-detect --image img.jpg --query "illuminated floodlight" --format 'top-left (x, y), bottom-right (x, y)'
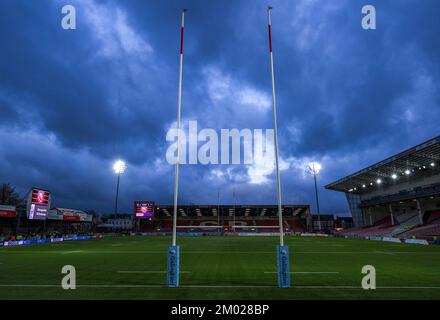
top-left (113, 160), bottom-right (127, 174)
top-left (391, 174), bottom-right (398, 180)
top-left (405, 169), bottom-right (411, 175)
top-left (362, 184), bottom-right (366, 188)
top-left (431, 162), bottom-right (435, 167)
top-left (307, 162), bottom-right (322, 175)
top-left (376, 179), bottom-right (382, 184)
top-left (307, 161), bottom-right (322, 231)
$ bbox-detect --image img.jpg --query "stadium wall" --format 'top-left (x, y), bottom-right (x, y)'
top-left (345, 192), bottom-right (363, 227)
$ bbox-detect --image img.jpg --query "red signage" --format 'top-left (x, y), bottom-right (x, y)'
top-left (63, 215), bottom-right (81, 221)
top-left (0, 205), bottom-right (16, 218)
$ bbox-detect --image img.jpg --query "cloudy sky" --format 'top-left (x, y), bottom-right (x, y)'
top-left (0, 0), bottom-right (439, 215)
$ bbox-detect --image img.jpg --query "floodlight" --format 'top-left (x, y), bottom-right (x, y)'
top-left (307, 162), bottom-right (322, 175)
top-left (391, 174), bottom-right (397, 180)
top-left (431, 162), bottom-right (435, 167)
top-left (113, 160), bottom-right (127, 174)
top-left (405, 169), bottom-right (411, 175)
top-left (376, 179), bottom-right (382, 184)
top-left (306, 161), bottom-right (322, 233)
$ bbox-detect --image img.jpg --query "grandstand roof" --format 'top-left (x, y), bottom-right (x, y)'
top-left (325, 135), bottom-right (440, 194)
top-left (155, 204), bottom-right (310, 217)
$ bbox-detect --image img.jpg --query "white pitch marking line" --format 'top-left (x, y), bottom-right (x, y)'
top-left (61, 250), bottom-right (83, 254)
top-left (0, 284), bottom-right (274, 288)
top-left (2, 250), bottom-right (440, 255)
top-left (264, 271), bottom-right (340, 274)
top-left (295, 286), bottom-right (440, 289)
top-left (374, 251), bottom-right (396, 255)
top-left (181, 285), bottom-right (273, 288)
top-left (295, 286), bottom-right (360, 289)
top-left (1, 284), bottom-right (440, 289)
top-left (117, 271), bottom-right (191, 274)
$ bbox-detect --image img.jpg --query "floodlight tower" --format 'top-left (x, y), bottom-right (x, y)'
top-left (217, 190), bottom-right (220, 231)
top-left (113, 160), bottom-right (127, 217)
top-left (307, 162), bottom-right (322, 231)
top-left (167, 9), bottom-right (187, 288)
top-left (267, 6), bottom-right (290, 288)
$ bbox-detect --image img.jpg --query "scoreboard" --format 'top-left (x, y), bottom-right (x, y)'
top-left (27, 188), bottom-right (51, 220)
top-left (134, 201), bottom-right (155, 219)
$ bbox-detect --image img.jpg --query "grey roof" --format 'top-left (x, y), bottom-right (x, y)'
top-left (325, 135), bottom-right (440, 193)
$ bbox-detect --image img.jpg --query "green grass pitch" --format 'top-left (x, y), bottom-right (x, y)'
top-left (1, 235), bottom-right (440, 299)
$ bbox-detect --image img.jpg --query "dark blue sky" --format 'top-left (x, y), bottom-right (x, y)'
top-left (0, 0), bottom-right (439, 215)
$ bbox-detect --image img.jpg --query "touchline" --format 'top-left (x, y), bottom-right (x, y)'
top-left (166, 120), bottom-right (275, 165)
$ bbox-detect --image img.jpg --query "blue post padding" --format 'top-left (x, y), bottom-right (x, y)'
top-left (167, 245), bottom-right (180, 288)
top-left (277, 245), bottom-right (290, 288)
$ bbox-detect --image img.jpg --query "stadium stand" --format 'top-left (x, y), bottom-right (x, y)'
top-left (132, 205), bottom-right (311, 234)
top-left (0, 205), bottom-right (95, 240)
top-left (328, 136), bottom-right (440, 242)
top-left (425, 210), bottom-right (440, 224)
top-left (335, 206), bottom-right (440, 241)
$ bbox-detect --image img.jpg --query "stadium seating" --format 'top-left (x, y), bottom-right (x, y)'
top-left (254, 219), bottom-right (277, 232)
top-left (424, 210), bottom-right (440, 224)
top-left (398, 223), bottom-right (440, 240)
top-left (286, 217), bottom-right (306, 233)
top-left (390, 212), bottom-right (421, 236)
top-left (336, 215), bottom-right (395, 237)
top-left (337, 208), bottom-right (440, 242)
top-left (157, 219), bottom-right (173, 232)
top-left (139, 216), bottom-right (305, 234)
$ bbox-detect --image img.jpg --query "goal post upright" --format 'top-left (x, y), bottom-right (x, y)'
top-left (167, 8), bottom-right (187, 288)
top-left (267, 6), bottom-right (290, 288)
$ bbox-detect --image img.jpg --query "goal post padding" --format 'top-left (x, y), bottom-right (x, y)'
top-left (277, 245), bottom-right (290, 288)
top-left (167, 245), bottom-right (180, 288)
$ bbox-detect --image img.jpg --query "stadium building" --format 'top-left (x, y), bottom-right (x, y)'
top-left (326, 136), bottom-right (440, 241)
top-left (137, 204), bottom-right (312, 234)
top-left (0, 205), bottom-right (94, 239)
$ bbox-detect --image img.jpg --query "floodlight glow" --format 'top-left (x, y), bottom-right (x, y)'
top-left (307, 162), bottom-right (322, 175)
top-left (431, 162), bottom-right (435, 167)
top-left (362, 184), bottom-right (366, 188)
top-left (391, 174), bottom-right (397, 180)
top-left (113, 160), bottom-right (127, 174)
top-left (405, 169), bottom-right (411, 175)
top-left (376, 179), bottom-right (382, 184)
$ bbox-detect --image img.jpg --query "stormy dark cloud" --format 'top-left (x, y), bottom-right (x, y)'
top-left (0, 0), bottom-right (438, 215)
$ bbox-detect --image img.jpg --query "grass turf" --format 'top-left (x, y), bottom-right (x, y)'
top-left (1, 235), bottom-right (440, 299)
